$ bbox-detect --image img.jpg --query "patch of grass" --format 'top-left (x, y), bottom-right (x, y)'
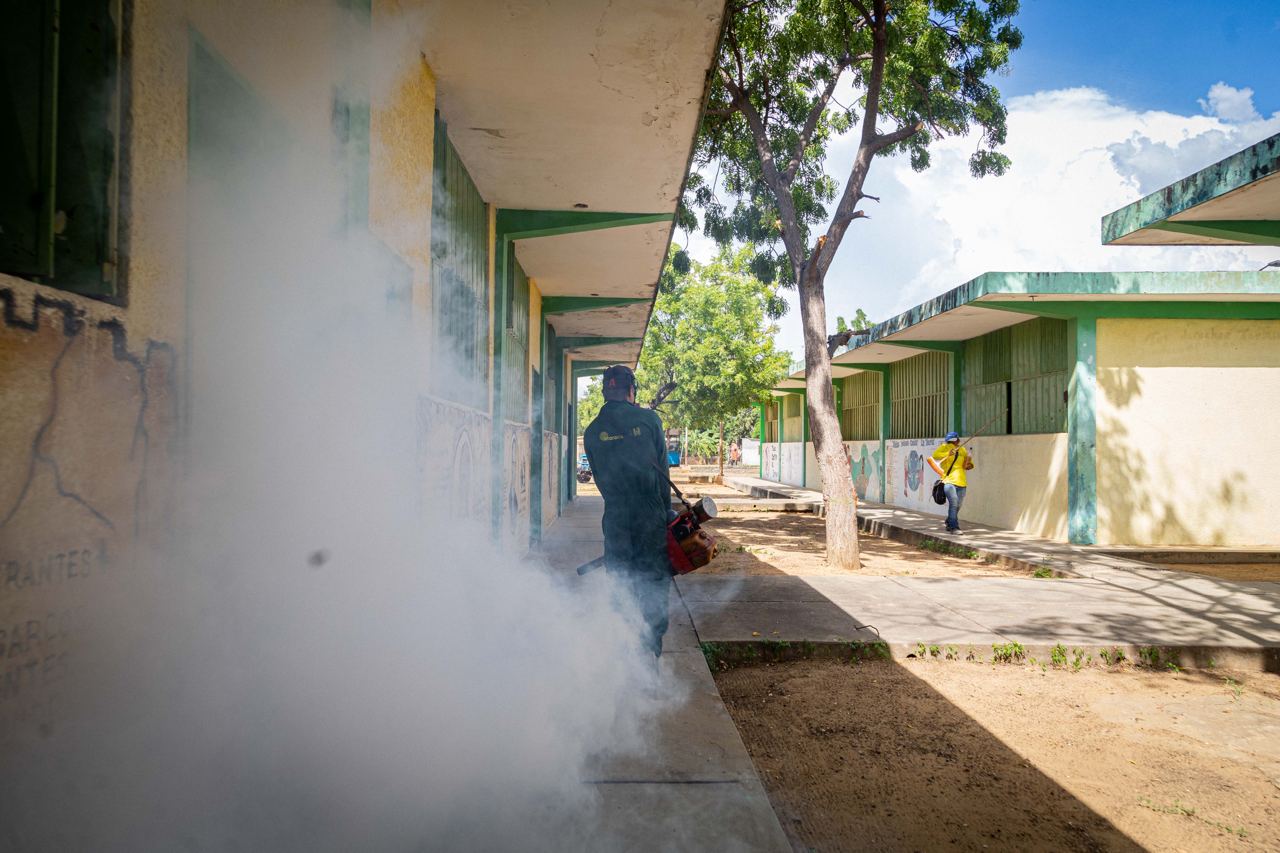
top-left (1222, 676), bottom-right (1244, 700)
top-left (918, 538), bottom-right (980, 560)
top-left (1032, 566), bottom-right (1054, 578)
top-left (1138, 797), bottom-right (1249, 839)
top-left (991, 642), bottom-right (1026, 664)
top-left (1099, 646), bottom-right (1127, 667)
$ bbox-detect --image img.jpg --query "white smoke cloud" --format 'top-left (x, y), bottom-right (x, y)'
top-left (1, 9), bottom-right (675, 851)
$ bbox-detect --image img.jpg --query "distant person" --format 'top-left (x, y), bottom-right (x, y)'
top-left (584, 365), bottom-right (672, 658)
top-left (928, 431), bottom-right (975, 534)
top-left (729, 443), bottom-right (741, 466)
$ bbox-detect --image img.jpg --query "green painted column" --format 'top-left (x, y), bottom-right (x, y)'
top-left (951, 348), bottom-right (964, 433)
top-left (879, 370), bottom-right (890, 504)
top-left (800, 390), bottom-right (808, 488)
top-left (1068, 314), bottom-right (1098, 544)
top-left (756, 402), bottom-right (765, 479)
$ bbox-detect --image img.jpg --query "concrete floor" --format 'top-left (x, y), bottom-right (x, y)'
top-left (537, 496), bottom-right (791, 852)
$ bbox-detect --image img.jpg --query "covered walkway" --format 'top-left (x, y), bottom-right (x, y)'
top-left (536, 496), bottom-right (790, 851)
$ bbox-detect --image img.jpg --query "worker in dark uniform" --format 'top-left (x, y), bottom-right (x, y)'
top-left (584, 365), bottom-right (672, 658)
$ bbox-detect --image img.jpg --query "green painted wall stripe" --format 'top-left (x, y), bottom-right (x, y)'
top-left (541, 296), bottom-right (649, 314)
top-left (1067, 315), bottom-right (1098, 545)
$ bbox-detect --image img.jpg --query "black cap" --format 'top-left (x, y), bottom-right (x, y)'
top-left (602, 364), bottom-right (636, 390)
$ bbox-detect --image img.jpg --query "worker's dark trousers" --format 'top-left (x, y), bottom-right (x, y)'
top-left (603, 513), bottom-right (671, 658)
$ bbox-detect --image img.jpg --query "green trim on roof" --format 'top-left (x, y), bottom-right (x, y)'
top-left (495, 209), bottom-right (672, 241)
top-left (858, 271), bottom-right (1280, 346)
top-left (1148, 219), bottom-right (1280, 246)
top-left (558, 336), bottom-right (642, 350)
top-left (978, 300), bottom-right (1280, 321)
top-left (541, 296), bottom-right (649, 314)
top-left (1101, 132), bottom-right (1280, 245)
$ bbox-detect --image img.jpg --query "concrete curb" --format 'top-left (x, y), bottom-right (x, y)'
top-left (696, 638), bottom-right (1280, 674)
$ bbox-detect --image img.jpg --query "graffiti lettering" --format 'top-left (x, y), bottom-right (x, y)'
top-left (1, 546), bottom-right (104, 596)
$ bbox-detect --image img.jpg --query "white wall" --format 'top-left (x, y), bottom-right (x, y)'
top-left (780, 442), bottom-right (804, 486)
top-left (761, 442), bottom-right (780, 481)
top-left (962, 434), bottom-right (1067, 540)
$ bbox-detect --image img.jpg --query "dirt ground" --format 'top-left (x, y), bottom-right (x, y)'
top-left (717, 659), bottom-right (1280, 853)
top-left (1157, 563), bottom-right (1280, 582)
top-left (701, 511), bottom-right (1033, 578)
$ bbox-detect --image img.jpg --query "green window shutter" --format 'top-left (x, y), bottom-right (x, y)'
top-left (0, 0), bottom-right (58, 278)
top-left (54, 0), bottom-right (120, 296)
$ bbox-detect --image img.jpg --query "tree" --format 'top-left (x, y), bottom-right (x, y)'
top-left (577, 377), bottom-right (605, 435)
top-left (684, 0), bottom-right (1021, 567)
top-left (637, 247), bottom-right (789, 474)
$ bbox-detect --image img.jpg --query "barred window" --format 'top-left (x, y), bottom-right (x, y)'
top-left (962, 318), bottom-right (1068, 435)
top-left (840, 371), bottom-right (879, 440)
top-left (890, 351), bottom-right (949, 439)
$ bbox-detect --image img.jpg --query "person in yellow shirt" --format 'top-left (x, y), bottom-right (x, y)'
top-left (929, 431), bottom-right (975, 534)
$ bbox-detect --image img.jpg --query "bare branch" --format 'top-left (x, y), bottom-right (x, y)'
top-left (783, 61), bottom-right (849, 183)
top-left (849, 0), bottom-right (874, 29)
top-left (869, 120), bottom-right (924, 153)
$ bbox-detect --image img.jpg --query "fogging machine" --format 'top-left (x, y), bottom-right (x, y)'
top-left (576, 470), bottom-right (719, 577)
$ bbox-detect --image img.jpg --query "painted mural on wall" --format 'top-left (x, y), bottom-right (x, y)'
top-left (887, 437), bottom-right (945, 517)
top-left (542, 430), bottom-right (561, 530)
top-left (416, 394), bottom-right (492, 521)
top-left (780, 442), bottom-right (804, 487)
top-left (503, 424), bottom-right (532, 550)
top-left (0, 287), bottom-right (177, 742)
top-left (762, 442), bottom-right (780, 481)
top-left (845, 440), bottom-right (883, 503)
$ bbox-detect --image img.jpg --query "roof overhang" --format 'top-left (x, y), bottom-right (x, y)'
top-left (1102, 132), bottom-right (1280, 246)
top-left (783, 270), bottom-right (1280, 382)
top-left (422, 1), bottom-right (726, 368)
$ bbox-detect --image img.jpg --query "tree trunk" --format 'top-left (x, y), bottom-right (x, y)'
top-left (717, 420), bottom-right (725, 477)
top-left (797, 264), bottom-right (860, 570)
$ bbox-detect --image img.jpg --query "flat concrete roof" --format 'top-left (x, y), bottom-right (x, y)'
top-left (775, 271), bottom-right (1280, 388)
top-left (1102, 132), bottom-right (1280, 246)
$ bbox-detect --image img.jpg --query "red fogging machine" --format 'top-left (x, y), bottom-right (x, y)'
top-left (575, 471), bottom-right (719, 577)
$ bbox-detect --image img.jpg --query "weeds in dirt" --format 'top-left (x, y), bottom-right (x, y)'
top-left (992, 642), bottom-right (1026, 664)
top-left (1137, 646), bottom-right (1181, 672)
top-left (918, 538), bottom-right (980, 560)
top-left (1050, 643), bottom-right (1068, 667)
top-left (1072, 648), bottom-right (1086, 671)
top-left (847, 640), bottom-right (891, 663)
top-left (945, 644), bottom-right (959, 661)
top-left (965, 646), bottom-right (982, 663)
top-left (701, 642), bottom-right (729, 671)
top-left (1099, 647), bottom-right (1127, 666)
top-left (1222, 676), bottom-right (1244, 700)
top-left (1032, 566), bottom-right (1055, 578)
top-left (1138, 797), bottom-right (1249, 838)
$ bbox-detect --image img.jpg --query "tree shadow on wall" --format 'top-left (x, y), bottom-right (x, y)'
top-left (1097, 367), bottom-right (1247, 547)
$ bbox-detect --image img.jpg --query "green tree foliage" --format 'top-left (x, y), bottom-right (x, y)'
top-left (681, 0), bottom-right (1021, 568)
top-left (637, 247), bottom-right (789, 430)
top-left (576, 377), bottom-right (605, 434)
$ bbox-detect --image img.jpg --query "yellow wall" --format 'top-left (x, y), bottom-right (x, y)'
top-left (1, 1), bottom-right (446, 739)
top-left (962, 434), bottom-right (1068, 540)
top-left (1096, 318), bottom-right (1280, 547)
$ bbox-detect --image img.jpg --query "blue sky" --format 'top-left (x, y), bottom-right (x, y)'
top-left (1004, 1), bottom-right (1280, 117)
top-left (682, 0), bottom-right (1280, 362)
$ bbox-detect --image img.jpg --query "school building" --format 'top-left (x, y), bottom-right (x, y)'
top-left (0, 1), bottom-right (723, 711)
top-left (758, 131), bottom-right (1280, 548)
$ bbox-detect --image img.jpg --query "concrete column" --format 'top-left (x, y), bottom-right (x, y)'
top-left (1068, 314), bottom-right (1098, 544)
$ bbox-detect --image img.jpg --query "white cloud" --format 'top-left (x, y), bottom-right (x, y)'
top-left (1199, 81), bottom-right (1261, 123)
top-left (684, 84), bottom-right (1280, 359)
